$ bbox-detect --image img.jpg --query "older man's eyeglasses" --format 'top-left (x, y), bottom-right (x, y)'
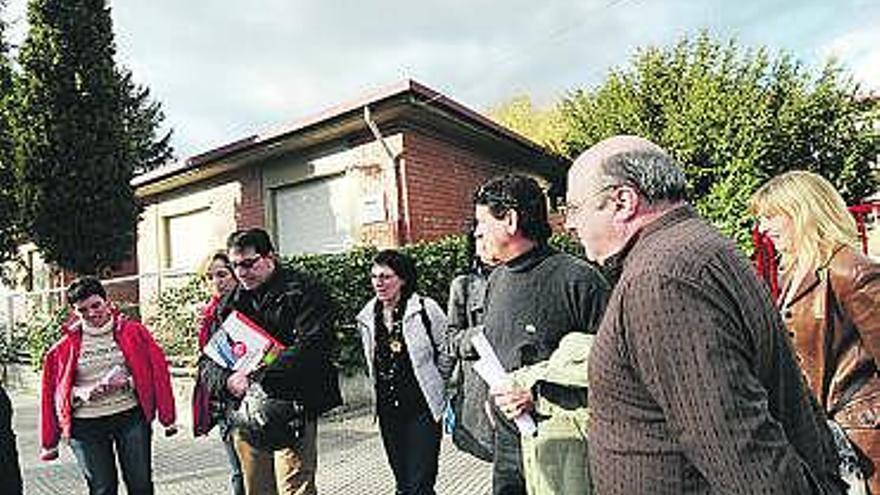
top-left (562, 183), bottom-right (626, 217)
top-left (231, 255), bottom-right (263, 270)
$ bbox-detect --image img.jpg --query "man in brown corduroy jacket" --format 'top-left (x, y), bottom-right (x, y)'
top-left (564, 135), bottom-right (845, 494)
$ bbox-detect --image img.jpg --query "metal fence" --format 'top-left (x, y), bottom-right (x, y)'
top-left (0, 269), bottom-right (196, 364)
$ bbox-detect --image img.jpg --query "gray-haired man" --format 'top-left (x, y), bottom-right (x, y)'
top-left (566, 135), bottom-right (844, 494)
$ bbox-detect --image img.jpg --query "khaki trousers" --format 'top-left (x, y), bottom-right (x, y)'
top-left (233, 418), bottom-right (318, 495)
top-left (521, 411), bottom-right (590, 495)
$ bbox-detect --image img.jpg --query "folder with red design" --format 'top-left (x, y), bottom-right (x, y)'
top-left (203, 310), bottom-right (285, 373)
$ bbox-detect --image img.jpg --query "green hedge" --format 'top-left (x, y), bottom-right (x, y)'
top-left (23, 232), bottom-right (583, 375)
top-left (19, 305), bottom-right (68, 370)
top-left (146, 276), bottom-right (210, 367)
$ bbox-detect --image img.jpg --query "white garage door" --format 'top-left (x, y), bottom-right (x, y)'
top-left (274, 174), bottom-right (355, 255)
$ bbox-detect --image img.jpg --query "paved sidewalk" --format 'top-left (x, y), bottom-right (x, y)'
top-left (11, 386), bottom-right (492, 494)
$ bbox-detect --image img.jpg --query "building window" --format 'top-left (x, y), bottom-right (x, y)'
top-left (164, 208), bottom-right (211, 271)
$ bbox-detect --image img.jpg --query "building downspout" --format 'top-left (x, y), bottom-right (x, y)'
top-left (363, 106), bottom-right (409, 245)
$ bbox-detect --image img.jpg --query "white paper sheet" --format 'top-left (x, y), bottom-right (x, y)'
top-left (470, 330), bottom-right (537, 436)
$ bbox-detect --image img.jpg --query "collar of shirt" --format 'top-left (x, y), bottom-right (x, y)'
top-left (505, 243), bottom-right (554, 273)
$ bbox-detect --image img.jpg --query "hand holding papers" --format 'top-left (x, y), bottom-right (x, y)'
top-left (72, 364), bottom-right (132, 405)
top-left (203, 310), bottom-right (285, 374)
top-left (470, 330), bottom-right (537, 436)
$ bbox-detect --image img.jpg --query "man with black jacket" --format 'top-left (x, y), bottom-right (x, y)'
top-left (199, 228), bottom-right (341, 495)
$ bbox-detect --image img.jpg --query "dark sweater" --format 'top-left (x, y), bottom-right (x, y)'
top-left (481, 244), bottom-right (609, 493)
top-left (373, 303), bottom-right (429, 418)
top-left (588, 205), bottom-right (843, 495)
top-left (483, 244), bottom-right (608, 372)
top-left (0, 384), bottom-right (23, 495)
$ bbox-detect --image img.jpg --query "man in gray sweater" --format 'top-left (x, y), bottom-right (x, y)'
top-left (472, 174), bottom-right (608, 495)
top-left (566, 135), bottom-right (844, 494)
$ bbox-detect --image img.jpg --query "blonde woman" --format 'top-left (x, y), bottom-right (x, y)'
top-left (750, 170), bottom-right (880, 492)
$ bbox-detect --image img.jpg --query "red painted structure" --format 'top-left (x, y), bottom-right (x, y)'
top-left (753, 200), bottom-right (880, 300)
top-left (849, 200), bottom-right (880, 255)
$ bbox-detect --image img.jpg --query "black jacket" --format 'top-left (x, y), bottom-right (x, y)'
top-left (0, 384), bottom-right (23, 495)
top-left (199, 265), bottom-right (342, 415)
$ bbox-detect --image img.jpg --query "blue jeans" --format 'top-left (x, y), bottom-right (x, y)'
top-left (219, 420), bottom-right (245, 495)
top-left (69, 407), bottom-right (153, 495)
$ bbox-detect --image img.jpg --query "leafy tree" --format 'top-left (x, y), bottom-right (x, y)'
top-left (487, 95), bottom-right (566, 154)
top-left (0, 6), bottom-right (18, 267)
top-left (558, 32), bottom-right (879, 247)
top-left (15, 0), bottom-right (172, 275)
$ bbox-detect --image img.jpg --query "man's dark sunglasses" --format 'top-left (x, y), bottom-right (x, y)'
top-left (231, 255), bottom-right (263, 270)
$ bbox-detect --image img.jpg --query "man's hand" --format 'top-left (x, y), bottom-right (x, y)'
top-left (226, 369), bottom-right (249, 398)
top-left (490, 382), bottom-right (534, 420)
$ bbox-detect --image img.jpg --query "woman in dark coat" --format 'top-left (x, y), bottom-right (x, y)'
top-left (1, 382), bottom-right (24, 495)
top-left (192, 251), bottom-right (243, 495)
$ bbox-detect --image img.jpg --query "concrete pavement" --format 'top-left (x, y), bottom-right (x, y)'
top-left (10, 380), bottom-right (492, 494)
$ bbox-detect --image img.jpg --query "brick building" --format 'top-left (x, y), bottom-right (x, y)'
top-left (131, 79), bottom-right (567, 309)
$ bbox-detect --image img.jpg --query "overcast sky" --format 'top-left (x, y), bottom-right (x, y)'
top-left (3, 0), bottom-right (879, 159)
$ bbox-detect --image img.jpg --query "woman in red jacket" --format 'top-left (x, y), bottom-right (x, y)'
top-left (192, 251), bottom-right (243, 495)
top-left (40, 276), bottom-right (177, 495)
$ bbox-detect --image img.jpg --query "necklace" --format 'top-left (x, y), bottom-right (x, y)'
top-left (388, 319), bottom-right (404, 355)
top-left (382, 305), bottom-right (404, 355)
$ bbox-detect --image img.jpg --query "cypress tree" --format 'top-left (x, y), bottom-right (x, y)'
top-left (120, 68), bottom-right (173, 176)
top-left (16, 0), bottom-right (171, 275)
top-left (0, 4), bottom-right (18, 266)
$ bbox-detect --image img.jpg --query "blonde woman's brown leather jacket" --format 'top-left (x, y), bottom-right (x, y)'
top-left (782, 245), bottom-right (880, 428)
